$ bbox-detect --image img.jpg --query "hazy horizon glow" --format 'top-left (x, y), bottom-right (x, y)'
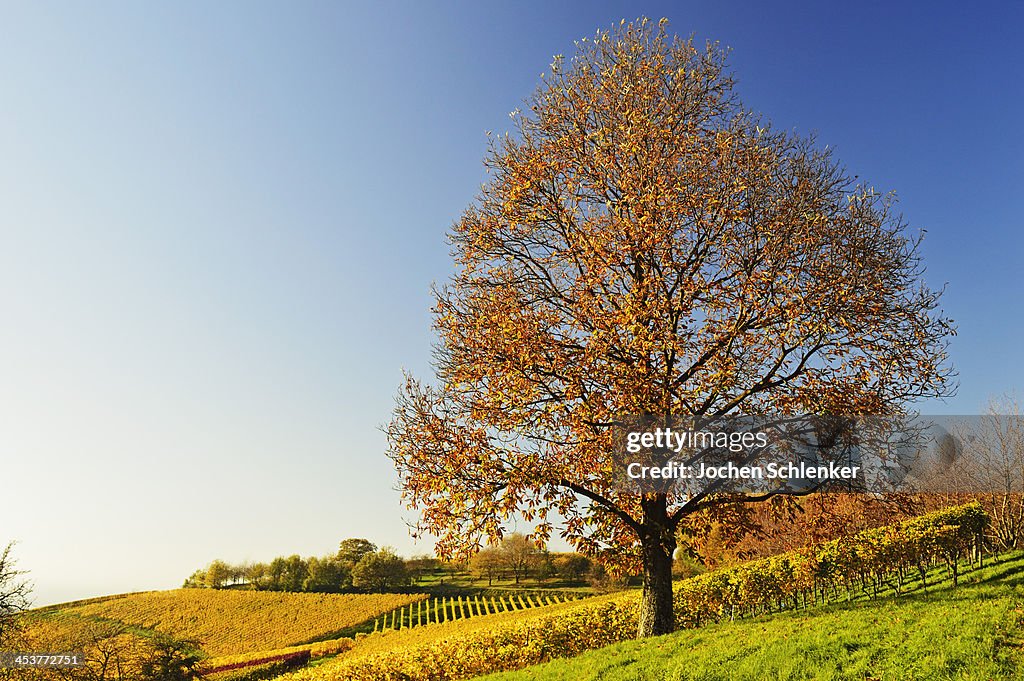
top-left (2, 1), bottom-right (1021, 606)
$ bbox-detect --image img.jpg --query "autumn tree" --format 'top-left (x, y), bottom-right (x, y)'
top-left (469, 547), bottom-right (502, 585)
top-left (204, 560), bottom-right (232, 589)
top-left (387, 18), bottom-right (954, 636)
top-left (497, 533), bottom-right (540, 584)
top-left (19, 621), bottom-right (203, 681)
top-left (138, 634), bottom-right (205, 681)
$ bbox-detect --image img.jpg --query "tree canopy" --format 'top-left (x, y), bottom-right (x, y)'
top-left (387, 18), bottom-right (954, 636)
top-left (351, 549), bottom-right (411, 592)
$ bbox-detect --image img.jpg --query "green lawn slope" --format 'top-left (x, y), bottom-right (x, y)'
top-left (483, 552), bottom-right (1024, 681)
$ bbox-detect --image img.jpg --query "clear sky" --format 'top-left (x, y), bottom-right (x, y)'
top-left (2, 1), bottom-right (1021, 606)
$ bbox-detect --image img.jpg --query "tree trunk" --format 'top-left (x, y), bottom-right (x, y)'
top-left (637, 502), bottom-right (677, 638)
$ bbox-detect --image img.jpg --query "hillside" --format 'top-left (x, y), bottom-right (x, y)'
top-left (482, 552), bottom-right (1024, 681)
top-left (27, 589), bottom-right (427, 657)
top-left (12, 505), bottom-right (1009, 681)
top-left (272, 505), bottom-right (1004, 681)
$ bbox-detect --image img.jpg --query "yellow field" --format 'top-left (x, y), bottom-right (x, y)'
top-left (61, 589), bottom-right (427, 656)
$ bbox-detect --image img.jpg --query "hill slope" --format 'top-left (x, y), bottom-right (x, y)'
top-left (36, 589), bottom-right (426, 656)
top-left (482, 552), bottom-right (1024, 681)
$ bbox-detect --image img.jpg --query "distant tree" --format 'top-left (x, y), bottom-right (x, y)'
top-left (351, 549), bottom-right (411, 592)
top-left (182, 569), bottom-right (207, 589)
top-left (0, 542), bottom-right (31, 649)
top-left (552, 553), bottom-right (592, 583)
top-left (498, 534), bottom-right (540, 584)
top-left (279, 555), bottom-right (308, 592)
top-left (949, 396), bottom-right (1024, 550)
top-left (303, 556), bottom-right (348, 593)
top-left (440, 559), bottom-right (466, 582)
top-left (404, 555), bottom-right (439, 584)
top-left (184, 550), bottom-right (356, 593)
top-left (469, 548), bottom-right (502, 586)
top-left (697, 522), bottom-right (740, 570)
top-left (204, 560), bottom-right (232, 590)
top-left (229, 563), bottom-right (248, 587)
top-left (587, 563), bottom-right (630, 593)
top-left (671, 553), bottom-right (703, 580)
top-left (337, 539), bottom-right (377, 567)
top-left (535, 549), bottom-right (556, 582)
top-left (246, 562), bottom-right (269, 590)
top-left (266, 557), bottom-right (288, 591)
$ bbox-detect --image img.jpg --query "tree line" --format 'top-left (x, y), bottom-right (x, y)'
top-left (182, 534), bottom-right (616, 594)
top-left (182, 539), bottom-right (410, 593)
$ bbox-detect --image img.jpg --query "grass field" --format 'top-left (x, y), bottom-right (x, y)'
top-left (480, 552), bottom-right (1024, 681)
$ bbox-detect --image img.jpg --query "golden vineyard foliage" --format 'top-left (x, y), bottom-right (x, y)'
top-left (200, 594), bottom-right (572, 674)
top-left (673, 503), bottom-right (988, 626)
top-left (281, 505), bottom-right (987, 681)
top-left (386, 16), bottom-right (956, 637)
top-left (283, 592), bottom-right (632, 681)
top-left (64, 589), bottom-right (427, 656)
top-left (204, 637), bottom-right (355, 671)
top-left (371, 593), bottom-right (576, 631)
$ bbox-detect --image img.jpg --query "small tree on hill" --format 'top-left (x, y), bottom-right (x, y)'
top-left (405, 555), bottom-right (439, 583)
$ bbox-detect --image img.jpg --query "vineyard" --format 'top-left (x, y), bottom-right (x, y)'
top-left (369, 593), bottom-right (579, 631)
top-left (483, 550), bottom-right (1024, 681)
top-left (203, 638), bottom-right (356, 675)
top-left (13, 503), bottom-right (1001, 681)
top-left (673, 502), bottom-right (989, 626)
top-left (280, 503), bottom-right (991, 681)
top-left (59, 589), bottom-right (427, 656)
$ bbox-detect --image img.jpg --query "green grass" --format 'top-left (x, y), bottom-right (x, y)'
top-left (482, 553), bottom-right (1024, 681)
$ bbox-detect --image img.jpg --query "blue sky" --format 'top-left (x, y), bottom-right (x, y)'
top-left (1, 1), bottom-right (1021, 605)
